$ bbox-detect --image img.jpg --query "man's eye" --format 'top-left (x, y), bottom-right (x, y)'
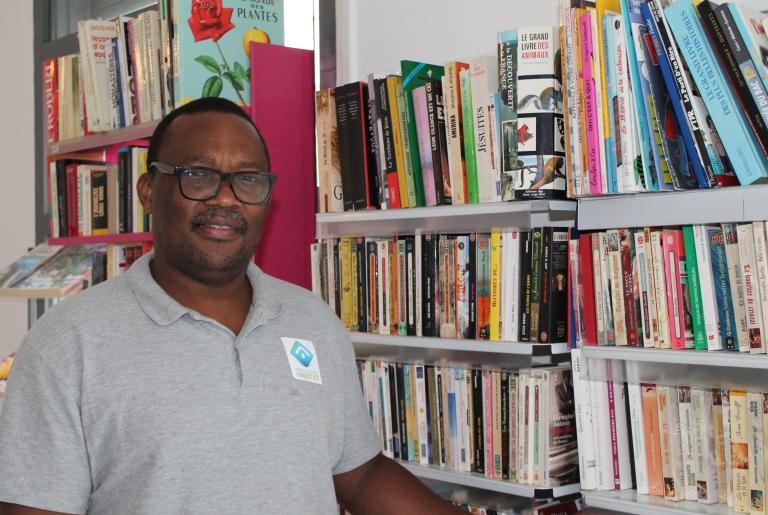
top-left (186, 169), bottom-right (211, 178)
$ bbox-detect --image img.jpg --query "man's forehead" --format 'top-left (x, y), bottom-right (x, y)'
top-left (186, 154), bottom-right (263, 168)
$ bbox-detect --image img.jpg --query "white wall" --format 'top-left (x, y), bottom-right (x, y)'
top-left (0, 1), bottom-right (35, 359)
top-left (335, 0), bottom-right (559, 84)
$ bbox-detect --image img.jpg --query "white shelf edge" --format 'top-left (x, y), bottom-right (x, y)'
top-left (316, 200), bottom-right (576, 238)
top-left (583, 490), bottom-right (733, 515)
top-left (350, 332), bottom-right (570, 357)
top-left (401, 462), bottom-right (580, 498)
top-left (576, 185), bottom-right (768, 230)
top-left (317, 200), bottom-right (576, 224)
top-left (579, 345), bottom-right (768, 370)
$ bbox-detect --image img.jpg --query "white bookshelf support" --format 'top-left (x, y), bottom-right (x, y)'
top-left (351, 333), bottom-right (570, 368)
top-left (579, 346), bottom-right (768, 391)
top-left (577, 185), bottom-right (768, 230)
top-left (583, 489), bottom-right (734, 514)
top-left (401, 462), bottom-right (581, 499)
top-left (316, 200), bottom-right (576, 239)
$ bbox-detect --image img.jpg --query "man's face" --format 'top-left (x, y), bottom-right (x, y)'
top-left (138, 111), bottom-right (271, 285)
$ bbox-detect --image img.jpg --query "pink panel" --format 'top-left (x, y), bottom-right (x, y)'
top-left (249, 43), bottom-right (316, 290)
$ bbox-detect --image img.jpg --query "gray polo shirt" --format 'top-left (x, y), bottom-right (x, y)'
top-left (0, 253), bottom-right (380, 514)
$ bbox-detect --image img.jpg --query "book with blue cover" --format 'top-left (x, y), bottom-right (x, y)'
top-left (175, 0), bottom-right (284, 106)
top-left (665, 0), bottom-right (768, 185)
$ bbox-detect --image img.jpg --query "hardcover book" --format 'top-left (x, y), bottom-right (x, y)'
top-left (175, 0), bottom-right (284, 106)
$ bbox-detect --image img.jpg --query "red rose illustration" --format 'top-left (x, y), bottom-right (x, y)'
top-left (188, 0), bottom-right (235, 42)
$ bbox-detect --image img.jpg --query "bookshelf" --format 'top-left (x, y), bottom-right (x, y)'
top-left (577, 185), bottom-right (768, 231)
top-left (316, 200), bottom-right (576, 239)
top-left (351, 333), bottom-right (570, 369)
top-left (582, 490), bottom-right (737, 515)
top-left (400, 461), bottom-right (581, 499)
top-left (47, 121), bottom-right (158, 156)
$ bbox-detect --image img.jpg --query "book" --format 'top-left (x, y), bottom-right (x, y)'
top-left (498, 29), bottom-right (520, 201)
top-left (174, 0), bottom-right (283, 106)
top-left (316, 89), bottom-right (344, 213)
top-left (730, 389), bottom-right (750, 513)
top-left (468, 55), bottom-right (500, 203)
top-left (8, 245), bottom-right (101, 298)
top-left (515, 26), bottom-right (567, 200)
top-left (443, 62), bottom-right (469, 205)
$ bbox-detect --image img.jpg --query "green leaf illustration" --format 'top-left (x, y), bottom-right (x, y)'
top-left (246, 68), bottom-right (251, 80)
top-left (195, 55), bottom-right (221, 76)
top-left (234, 61), bottom-right (247, 79)
top-left (202, 76), bottom-right (223, 97)
top-left (223, 71), bottom-right (244, 92)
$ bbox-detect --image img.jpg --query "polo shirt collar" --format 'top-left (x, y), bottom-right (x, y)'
top-left (126, 252), bottom-right (283, 327)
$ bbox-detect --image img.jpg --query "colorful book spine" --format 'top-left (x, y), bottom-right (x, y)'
top-left (459, 68), bottom-right (479, 204)
top-left (490, 229), bottom-right (502, 341)
top-left (693, 225), bottom-right (722, 350)
top-left (498, 29), bottom-right (519, 201)
top-left (682, 226), bottom-right (707, 350)
top-left (666, 0), bottom-right (768, 185)
top-left (443, 62), bottom-right (469, 205)
top-left (729, 389), bottom-right (750, 513)
top-left (662, 230), bottom-right (688, 349)
top-left (579, 13), bottom-right (603, 194)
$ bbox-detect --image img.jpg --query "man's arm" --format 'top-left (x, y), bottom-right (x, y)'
top-left (333, 454), bottom-right (467, 514)
top-left (0, 503), bottom-right (76, 515)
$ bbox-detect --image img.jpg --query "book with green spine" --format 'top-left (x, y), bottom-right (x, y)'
top-left (460, 68), bottom-right (479, 203)
top-left (681, 225), bottom-right (706, 350)
top-left (401, 60), bottom-right (445, 207)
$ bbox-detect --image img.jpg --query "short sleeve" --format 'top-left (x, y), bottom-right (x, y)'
top-left (332, 334), bottom-right (381, 475)
top-left (0, 343), bottom-right (91, 513)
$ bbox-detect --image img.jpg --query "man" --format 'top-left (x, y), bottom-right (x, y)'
top-left (0, 98), bottom-right (465, 514)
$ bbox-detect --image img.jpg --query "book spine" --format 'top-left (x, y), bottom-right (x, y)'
top-left (455, 235), bottom-right (470, 339)
top-left (530, 227), bottom-right (543, 342)
top-left (662, 230), bottom-right (687, 348)
top-left (470, 56), bottom-right (498, 203)
top-left (393, 77), bottom-right (416, 207)
top-left (628, 382), bottom-right (649, 494)
top-left (707, 226), bottom-right (738, 350)
top-left (619, 229), bottom-right (639, 346)
top-left (519, 231), bottom-right (533, 342)
top-left (607, 230), bottom-right (628, 346)
top-left (355, 237), bottom-right (367, 333)
top-left (693, 225), bottom-right (722, 350)
top-left (714, 4), bottom-right (768, 160)
top-left (730, 390), bottom-right (750, 512)
top-left (591, 233), bottom-right (608, 345)
top-left (635, 230), bottom-right (656, 347)
top-left (599, 233), bottom-right (618, 346)
top-left (497, 30), bottom-right (519, 202)
top-left (459, 69), bottom-right (478, 203)
top-left (737, 224), bottom-right (765, 353)
top-left (572, 350), bottom-right (597, 489)
top-left (490, 230), bottom-right (502, 341)
top-left (467, 233), bottom-right (477, 339)
top-left (579, 13), bottom-right (603, 194)
top-left (642, 384), bottom-right (665, 496)
top-left (493, 371), bottom-right (502, 479)
top-left (578, 234), bottom-right (598, 344)
top-left (755, 222), bottom-right (768, 351)
top-left (693, 388), bottom-right (720, 504)
top-left (723, 389), bottom-right (734, 506)
top-left (483, 370), bottom-right (494, 479)
top-left (415, 364), bottom-right (429, 465)
top-left (366, 240), bottom-right (378, 332)
top-left (647, 0), bottom-right (717, 188)
top-left (472, 369), bottom-right (484, 474)
top-left (367, 76), bottom-right (389, 208)
top-left (476, 234), bottom-right (491, 340)
top-left (672, 0), bottom-right (768, 185)
top-left (724, 223), bottom-right (750, 351)
top-left (443, 63), bottom-right (468, 205)
top-left (538, 228), bottom-right (552, 343)
top-left (436, 367), bottom-right (447, 466)
top-left (425, 80), bottom-right (449, 206)
top-left (713, 389), bottom-right (728, 504)
top-left (682, 226), bottom-right (708, 350)
top-left (508, 373), bottom-right (518, 481)
top-left (747, 392), bottom-right (765, 515)
top-left (678, 386), bottom-right (698, 500)
top-left (389, 363), bottom-right (401, 460)
top-left (413, 85), bottom-right (437, 207)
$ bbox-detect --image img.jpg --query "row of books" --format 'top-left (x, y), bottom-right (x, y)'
top-left (316, 25), bottom-right (566, 213)
top-left (310, 227), bottom-right (569, 343)
top-left (560, 0), bottom-right (768, 197)
top-left (48, 146), bottom-right (150, 238)
top-left (44, 1), bottom-right (284, 141)
top-left (570, 221), bottom-right (768, 353)
top-left (573, 351), bottom-right (768, 512)
top-left (0, 242), bottom-right (148, 298)
top-left (356, 360), bottom-right (578, 488)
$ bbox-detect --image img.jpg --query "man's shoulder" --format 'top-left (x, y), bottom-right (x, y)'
top-left (259, 271), bottom-right (330, 314)
top-left (24, 275), bottom-right (138, 351)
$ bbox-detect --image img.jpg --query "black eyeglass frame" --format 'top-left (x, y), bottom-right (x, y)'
top-left (150, 161), bottom-right (277, 205)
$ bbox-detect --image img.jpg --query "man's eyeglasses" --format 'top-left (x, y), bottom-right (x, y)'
top-left (150, 161), bottom-right (277, 205)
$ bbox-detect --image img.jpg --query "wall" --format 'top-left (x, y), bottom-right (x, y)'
top-left (0, 1), bottom-right (35, 359)
top-left (335, 0), bottom-right (559, 84)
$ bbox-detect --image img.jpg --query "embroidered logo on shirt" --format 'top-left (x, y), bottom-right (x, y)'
top-left (280, 337), bottom-right (322, 384)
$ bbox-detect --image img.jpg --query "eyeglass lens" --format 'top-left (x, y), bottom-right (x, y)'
top-left (181, 169), bottom-right (272, 203)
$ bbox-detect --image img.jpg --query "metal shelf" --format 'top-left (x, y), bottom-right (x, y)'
top-left (579, 345), bottom-right (768, 369)
top-left (316, 200), bottom-right (576, 238)
top-left (401, 462), bottom-right (581, 499)
top-left (577, 185), bottom-right (768, 230)
top-left (351, 333), bottom-right (570, 368)
top-left (583, 490), bottom-right (734, 514)
top-left (47, 121), bottom-right (158, 155)
top-left (578, 346), bottom-right (768, 391)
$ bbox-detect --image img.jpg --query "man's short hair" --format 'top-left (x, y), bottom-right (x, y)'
top-left (146, 97), bottom-right (270, 169)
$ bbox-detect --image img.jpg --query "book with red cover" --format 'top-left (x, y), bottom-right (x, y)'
top-left (620, 229), bottom-right (639, 346)
top-left (249, 43), bottom-right (315, 290)
top-left (578, 233), bottom-right (598, 344)
top-left (662, 230), bottom-right (688, 349)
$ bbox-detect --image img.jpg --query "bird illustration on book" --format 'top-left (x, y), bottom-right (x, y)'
top-left (517, 85), bottom-right (561, 112)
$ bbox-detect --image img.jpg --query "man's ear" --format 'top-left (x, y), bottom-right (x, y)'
top-left (137, 172), bottom-right (153, 214)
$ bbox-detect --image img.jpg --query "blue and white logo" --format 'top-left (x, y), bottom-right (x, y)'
top-left (281, 337), bottom-right (322, 384)
top-left (290, 341), bottom-right (314, 367)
